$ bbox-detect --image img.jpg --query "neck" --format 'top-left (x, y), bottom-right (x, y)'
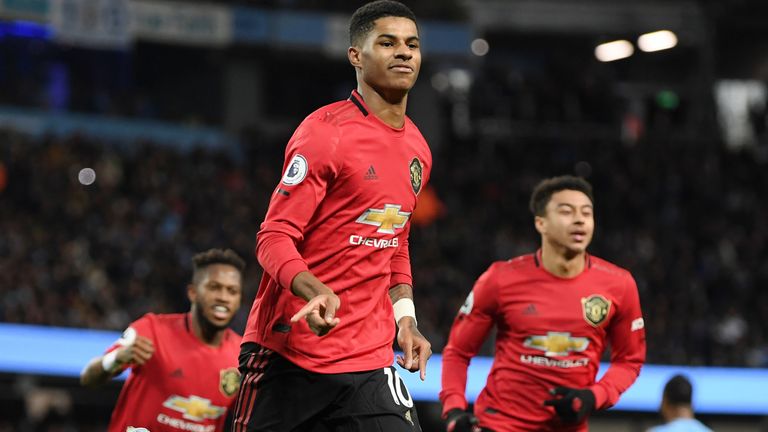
top-left (665, 406), bottom-right (695, 422)
top-left (189, 310), bottom-right (224, 347)
top-left (540, 241), bottom-right (586, 278)
top-left (356, 81), bottom-right (408, 128)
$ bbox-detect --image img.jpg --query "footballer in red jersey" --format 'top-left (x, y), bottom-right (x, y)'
top-left (233, 2), bottom-right (432, 431)
top-left (440, 176), bottom-right (646, 432)
top-left (80, 249), bottom-right (245, 432)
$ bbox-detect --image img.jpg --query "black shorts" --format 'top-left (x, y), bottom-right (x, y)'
top-left (232, 343), bottom-right (421, 432)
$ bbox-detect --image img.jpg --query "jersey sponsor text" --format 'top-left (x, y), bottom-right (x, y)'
top-left (349, 235), bottom-right (399, 249)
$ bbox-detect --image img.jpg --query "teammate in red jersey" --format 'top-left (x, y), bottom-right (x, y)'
top-left (233, 1), bottom-right (432, 431)
top-left (80, 249), bottom-right (245, 432)
top-left (440, 176), bottom-right (646, 432)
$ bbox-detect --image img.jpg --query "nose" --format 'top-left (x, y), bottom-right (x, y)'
top-left (218, 288), bottom-right (240, 305)
top-left (395, 44), bottom-right (412, 60)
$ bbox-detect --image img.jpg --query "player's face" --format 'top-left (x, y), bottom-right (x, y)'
top-left (188, 264), bottom-right (242, 329)
top-left (536, 190), bottom-right (594, 255)
top-left (354, 16), bottom-right (421, 93)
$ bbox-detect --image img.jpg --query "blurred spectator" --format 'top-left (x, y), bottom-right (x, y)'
top-left (646, 374), bottom-right (712, 432)
top-left (2, 122), bottom-right (767, 369)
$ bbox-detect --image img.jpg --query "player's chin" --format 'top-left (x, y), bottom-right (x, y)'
top-left (385, 76), bottom-right (417, 91)
top-left (565, 242), bottom-right (589, 254)
top-left (568, 244), bottom-right (587, 255)
top-left (206, 314), bottom-right (234, 329)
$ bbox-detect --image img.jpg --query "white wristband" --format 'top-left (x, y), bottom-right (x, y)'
top-left (102, 350), bottom-right (120, 373)
top-left (393, 298), bottom-right (417, 327)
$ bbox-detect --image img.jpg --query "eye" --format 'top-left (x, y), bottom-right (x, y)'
top-left (408, 43), bottom-right (419, 49)
top-left (380, 41), bottom-right (394, 47)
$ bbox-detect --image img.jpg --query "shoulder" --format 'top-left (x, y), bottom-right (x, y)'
top-left (304, 99), bottom-right (363, 130)
top-left (493, 254), bottom-right (537, 275)
top-left (130, 312), bottom-right (157, 327)
top-left (152, 312), bottom-right (185, 324)
top-left (289, 100), bottom-right (363, 154)
top-left (136, 312), bottom-right (187, 332)
top-left (589, 255), bottom-right (633, 281)
top-left (404, 117), bottom-right (431, 148)
top-left (477, 254), bottom-right (535, 284)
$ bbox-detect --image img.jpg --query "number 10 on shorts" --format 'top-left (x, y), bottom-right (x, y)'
top-left (383, 367), bottom-right (414, 408)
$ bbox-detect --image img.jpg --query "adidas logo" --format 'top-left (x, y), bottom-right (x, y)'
top-left (523, 304), bottom-right (538, 315)
top-left (364, 165), bottom-right (378, 180)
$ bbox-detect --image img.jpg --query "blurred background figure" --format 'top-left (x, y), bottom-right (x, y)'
top-left (1, 0), bottom-right (767, 430)
top-left (647, 374), bottom-right (712, 432)
top-left (79, 249), bottom-right (244, 432)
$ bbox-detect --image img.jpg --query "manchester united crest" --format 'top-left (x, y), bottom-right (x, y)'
top-left (409, 158), bottom-right (422, 195)
top-left (581, 295), bottom-right (611, 327)
top-left (219, 367), bottom-right (241, 397)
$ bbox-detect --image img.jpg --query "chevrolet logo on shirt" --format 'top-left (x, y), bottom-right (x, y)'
top-left (355, 204), bottom-right (411, 234)
top-left (162, 395), bottom-right (225, 421)
top-left (524, 332), bottom-right (589, 357)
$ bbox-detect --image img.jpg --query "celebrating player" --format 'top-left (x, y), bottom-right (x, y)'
top-left (232, 1), bottom-right (432, 431)
top-left (80, 248), bottom-right (245, 432)
top-left (440, 175), bottom-right (646, 431)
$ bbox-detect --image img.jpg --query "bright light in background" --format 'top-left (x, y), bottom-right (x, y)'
top-left (638, 30), bottom-right (678, 52)
top-left (78, 168), bottom-right (96, 186)
top-left (594, 40), bottom-right (634, 62)
top-left (470, 38), bottom-right (489, 56)
top-left (431, 72), bottom-right (450, 92)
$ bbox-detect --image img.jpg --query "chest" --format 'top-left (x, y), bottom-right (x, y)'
top-left (147, 330), bottom-right (239, 402)
top-left (332, 130), bottom-right (429, 213)
top-left (497, 275), bottom-right (621, 336)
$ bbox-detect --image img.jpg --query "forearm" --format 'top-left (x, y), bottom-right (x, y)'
top-left (257, 229), bottom-right (309, 290)
top-left (291, 271), bottom-right (335, 301)
top-left (80, 356), bottom-right (115, 388)
top-left (389, 283), bottom-right (413, 303)
top-left (590, 358), bottom-right (643, 408)
top-left (389, 284), bottom-right (416, 328)
top-left (439, 341), bottom-right (474, 413)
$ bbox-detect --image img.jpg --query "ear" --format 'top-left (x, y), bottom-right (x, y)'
top-left (348, 46), bottom-right (362, 69)
top-left (534, 215), bottom-right (546, 235)
top-left (187, 283), bottom-right (197, 303)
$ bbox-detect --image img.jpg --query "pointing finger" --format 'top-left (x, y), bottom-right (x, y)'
top-left (291, 299), bottom-right (319, 322)
top-left (418, 347), bottom-right (428, 381)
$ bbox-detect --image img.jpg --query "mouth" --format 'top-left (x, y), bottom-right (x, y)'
top-left (389, 64), bottom-right (414, 73)
top-left (570, 231), bottom-right (588, 242)
top-left (211, 305), bottom-right (230, 320)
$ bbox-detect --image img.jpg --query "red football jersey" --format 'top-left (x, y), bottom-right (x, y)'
top-left (243, 90), bottom-right (432, 373)
top-left (107, 313), bottom-right (242, 432)
top-left (440, 251), bottom-right (646, 432)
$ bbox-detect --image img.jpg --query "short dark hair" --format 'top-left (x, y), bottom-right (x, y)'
top-left (663, 374), bottom-right (693, 406)
top-left (192, 248), bottom-right (245, 282)
top-left (349, 0), bottom-right (417, 46)
top-left (529, 175), bottom-right (594, 216)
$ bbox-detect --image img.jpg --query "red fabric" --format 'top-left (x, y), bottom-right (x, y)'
top-left (106, 313), bottom-right (241, 432)
top-left (440, 253), bottom-right (646, 432)
top-left (243, 91), bottom-right (432, 373)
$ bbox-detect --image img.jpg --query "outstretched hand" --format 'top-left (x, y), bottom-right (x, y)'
top-left (291, 293), bottom-right (341, 336)
top-left (396, 317), bottom-right (432, 381)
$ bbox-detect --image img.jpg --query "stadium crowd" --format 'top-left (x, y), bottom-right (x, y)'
top-left (1, 122), bottom-right (766, 369)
